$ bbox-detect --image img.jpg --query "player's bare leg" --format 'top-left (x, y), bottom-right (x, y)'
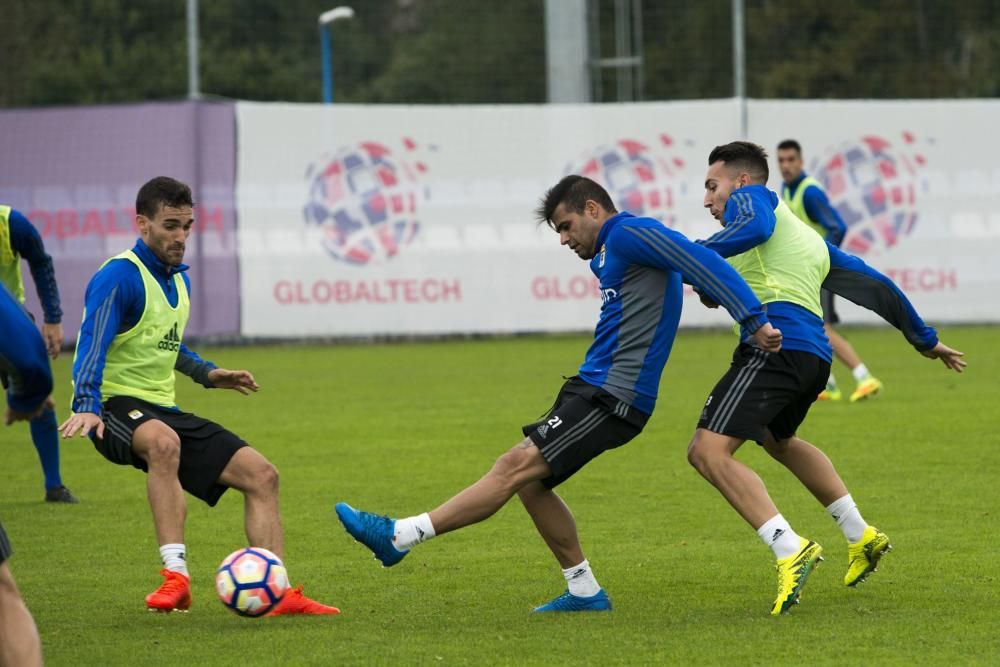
top-left (0, 563), bottom-right (43, 667)
top-left (761, 433), bottom-right (848, 506)
top-left (518, 481), bottom-right (584, 568)
top-left (428, 439), bottom-right (550, 535)
top-left (131, 420), bottom-right (192, 611)
top-left (131, 420), bottom-right (187, 546)
top-left (218, 447), bottom-right (283, 558)
top-left (825, 324), bottom-right (862, 370)
top-left (687, 428), bottom-right (779, 528)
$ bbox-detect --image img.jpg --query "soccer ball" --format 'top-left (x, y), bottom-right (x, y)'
top-left (215, 547), bottom-right (290, 617)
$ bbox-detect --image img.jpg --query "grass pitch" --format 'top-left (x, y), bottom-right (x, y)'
top-left (2, 326), bottom-right (998, 666)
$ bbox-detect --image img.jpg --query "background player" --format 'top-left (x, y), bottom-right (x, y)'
top-left (777, 139), bottom-right (883, 402)
top-left (59, 176), bottom-right (338, 616)
top-left (0, 203), bottom-right (78, 502)
top-left (335, 175), bottom-right (782, 612)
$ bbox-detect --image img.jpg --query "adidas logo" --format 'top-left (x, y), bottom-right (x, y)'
top-left (771, 528), bottom-right (785, 542)
top-left (157, 322), bottom-right (182, 351)
top-left (537, 424), bottom-right (550, 439)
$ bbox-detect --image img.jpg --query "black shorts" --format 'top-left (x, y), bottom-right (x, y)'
top-left (698, 344), bottom-right (830, 444)
top-left (523, 377), bottom-right (648, 489)
top-left (821, 288), bottom-right (839, 324)
top-left (0, 520), bottom-right (11, 565)
top-left (93, 396), bottom-right (248, 506)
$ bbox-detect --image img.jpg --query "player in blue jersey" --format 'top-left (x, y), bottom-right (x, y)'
top-left (0, 205), bottom-right (78, 503)
top-left (1, 284), bottom-right (50, 667)
top-left (689, 141), bottom-right (965, 615)
top-left (335, 175), bottom-right (783, 612)
top-left (777, 139), bottom-right (883, 403)
top-left (58, 176), bottom-right (338, 615)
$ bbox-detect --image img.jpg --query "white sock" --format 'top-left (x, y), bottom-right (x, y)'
top-left (563, 560), bottom-right (601, 598)
top-left (393, 513), bottom-right (436, 551)
top-left (159, 543), bottom-right (189, 577)
top-left (852, 364), bottom-right (870, 382)
top-left (826, 494), bottom-right (867, 543)
top-left (757, 514), bottom-right (802, 560)
top-left (826, 372), bottom-right (838, 389)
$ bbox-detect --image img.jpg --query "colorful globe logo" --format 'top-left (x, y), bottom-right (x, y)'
top-left (304, 140), bottom-right (427, 265)
top-left (566, 135), bottom-right (686, 226)
top-left (811, 133), bottom-right (926, 256)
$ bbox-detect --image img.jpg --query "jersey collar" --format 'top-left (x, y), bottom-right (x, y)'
top-left (595, 211), bottom-right (635, 250)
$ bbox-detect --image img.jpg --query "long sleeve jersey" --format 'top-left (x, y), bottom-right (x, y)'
top-left (699, 185), bottom-right (938, 360)
top-left (71, 239), bottom-right (217, 416)
top-left (0, 284), bottom-right (53, 414)
top-left (6, 208), bottom-right (62, 323)
top-left (578, 212), bottom-right (769, 415)
top-left (784, 173), bottom-right (848, 246)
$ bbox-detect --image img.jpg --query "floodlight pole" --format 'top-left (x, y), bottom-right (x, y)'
top-left (732, 0), bottom-right (747, 138)
top-left (319, 6), bottom-right (355, 104)
top-left (186, 0), bottom-right (200, 99)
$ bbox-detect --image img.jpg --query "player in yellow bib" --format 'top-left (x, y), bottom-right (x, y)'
top-left (777, 139), bottom-right (883, 403)
top-left (59, 177), bottom-right (338, 616)
top-left (690, 142), bottom-right (965, 615)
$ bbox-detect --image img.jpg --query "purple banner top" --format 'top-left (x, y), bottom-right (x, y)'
top-left (0, 100), bottom-right (239, 342)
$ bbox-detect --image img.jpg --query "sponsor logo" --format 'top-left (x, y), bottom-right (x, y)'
top-left (304, 139), bottom-right (432, 265)
top-left (157, 322), bottom-right (181, 351)
top-left (811, 132), bottom-right (927, 256)
top-left (771, 528), bottom-right (785, 542)
top-left (537, 424), bottom-right (549, 439)
top-left (565, 135), bottom-right (687, 226)
top-left (600, 287), bottom-right (618, 304)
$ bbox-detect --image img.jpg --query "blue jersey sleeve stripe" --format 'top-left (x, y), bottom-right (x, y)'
top-left (628, 226), bottom-right (750, 321)
top-left (73, 286), bottom-right (118, 412)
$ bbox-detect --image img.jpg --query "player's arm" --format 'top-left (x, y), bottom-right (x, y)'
top-left (617, 224), bottom-right (781, 351)
top-left (175, 344), bottom-right (219, 388)
top-left (823, 243), bottom-right (965, 372)
top-left (8, 209), bottom-right (63, 357)
top-left (802, 186), bottom-right (847, 246)
top-left (697, 188), bottom-right (776, 258)
top-left (60, 261), bottom-right (139, 438)
top-left (1, 287), bottom-right (54, 424)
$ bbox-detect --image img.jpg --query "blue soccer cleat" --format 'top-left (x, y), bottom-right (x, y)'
top-left (532, 588), bottom-right (612, 613)
top-left (334, 502), bottom-right (409, 567)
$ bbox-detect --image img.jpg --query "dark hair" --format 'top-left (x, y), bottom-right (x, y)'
top-left (535, 175), bottom-right (617, 228)
top-left (777, 139), bottom-right (802, 155)
top-left (707, 141), bottom-right (769, 184)
top-left (136, 176), bottom-right (195, 218)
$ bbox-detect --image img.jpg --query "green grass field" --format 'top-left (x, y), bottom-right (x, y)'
top-left (2, 326), bottom-right (998, 666)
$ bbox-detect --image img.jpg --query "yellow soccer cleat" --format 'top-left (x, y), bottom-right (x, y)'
top-left (845, 526), bottom-right (892, 587)
top-left (817, 385), bottom-right (842, 401)
top-left (849, 377), bottom-right (883, 402)
top-left (771, 539), bottom-right (823, 616)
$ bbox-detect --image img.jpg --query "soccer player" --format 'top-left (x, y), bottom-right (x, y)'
top-left (58, 177), bottom-right (338, 615)
top-left (0, 203), bottom-right (78, 503)
top-left (691, 141), bottom-right (965, 615)
top-left (777, 139), bottom-right (883, 402)
top-left (335, 175), bottom-right (783, 612)
top-left (1, 283), bottom-right (52, 667)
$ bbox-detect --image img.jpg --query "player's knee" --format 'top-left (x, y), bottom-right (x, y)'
top-left (255, 460), bottom-right (279, 493)
top-left (145, 433), bottom-right (181, 466)
top-left (686, 437), bottom-right (721, 475)
top-left (490, 447), bottom-right (535, 491)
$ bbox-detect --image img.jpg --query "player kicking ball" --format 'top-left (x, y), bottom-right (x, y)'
top-left (335, 175), bottom-right (782, 612)
top-left (60, 177), bottom-right (338, 616)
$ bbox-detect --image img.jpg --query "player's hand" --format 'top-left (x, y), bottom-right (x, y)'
top-left (920, 341), bottom-right (966, 373)
top-left (752, 322), bottom-right (783, 353)
top-left (42, 322), bottom-right (64, 359)
top-left (59, 412), bottom-right (104, 439)
top-left (4, 396), bottom-right (55, 425)
top-left (208, 368), bottom-right (260, 395)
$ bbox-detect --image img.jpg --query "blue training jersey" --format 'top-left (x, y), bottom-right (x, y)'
top-left (71, 239), bottom-right (217, 417)
top-left (578, 212), bottom-right (769, 415)
top-left (6, 208), bottom-right (62, 323)
top-left (699, 185), bottom-right (832, 362)
top-left (0, 284), bottom-right (53, 414)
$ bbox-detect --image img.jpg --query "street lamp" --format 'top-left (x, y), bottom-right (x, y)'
top-left (319, 6), bottom-right (355, 104)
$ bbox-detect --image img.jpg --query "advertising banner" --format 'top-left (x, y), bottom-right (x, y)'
top-left (0, 101), bottom-right (240, 341)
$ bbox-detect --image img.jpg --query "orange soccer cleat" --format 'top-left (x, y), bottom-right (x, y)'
top-left (268, 585), bottom-right (341, 616)
top-left (145, 569), bottom-right (192, 613)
